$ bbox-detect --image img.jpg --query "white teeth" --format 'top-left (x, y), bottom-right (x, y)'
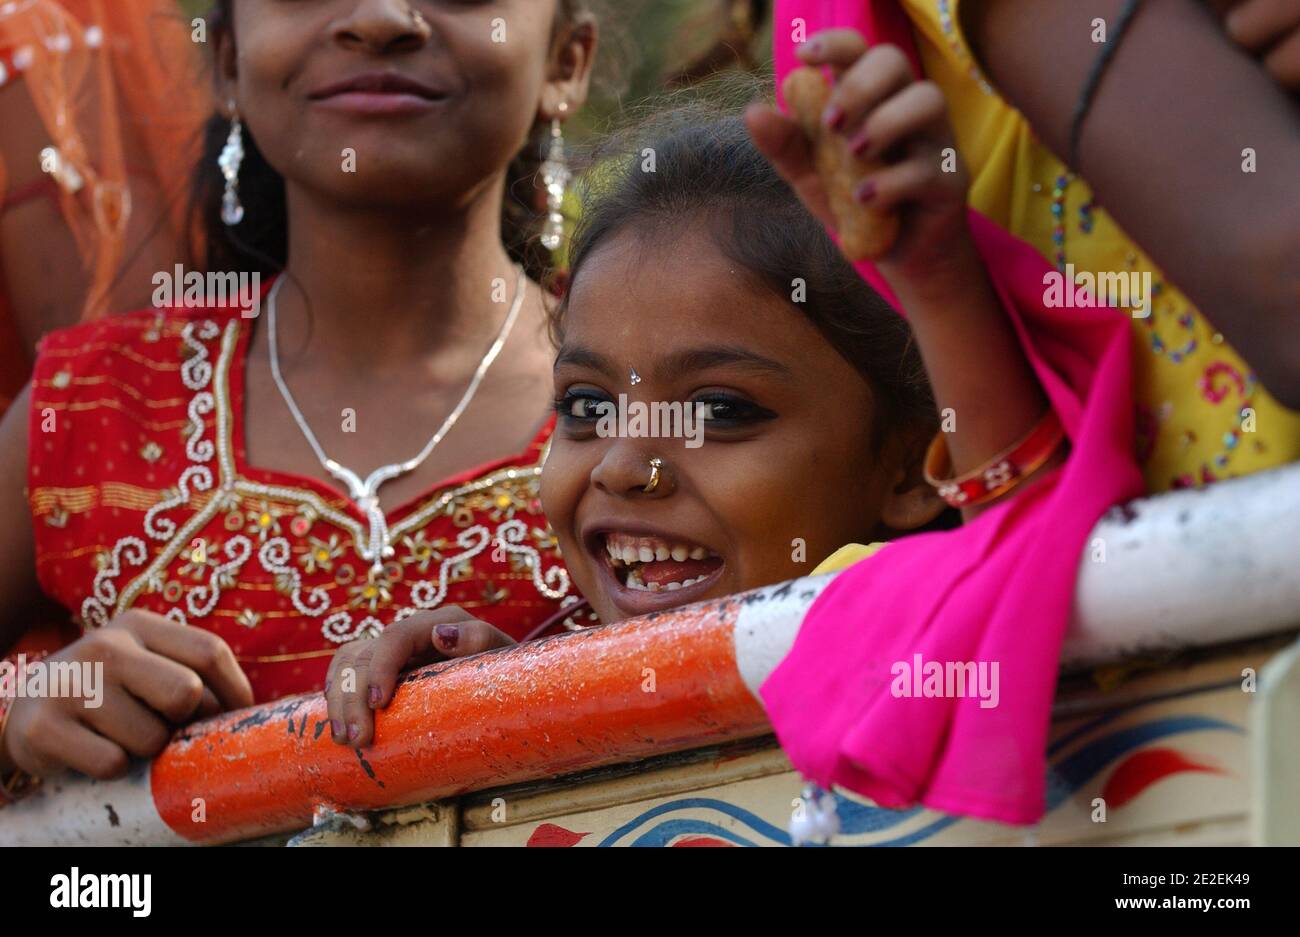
top-left (638, 546), bottom-right (655, 563)
top-left (647, 581), bottom-right (661, 592)
top-left (622, 546), bottom-right (638, 564)
top-left (606, 541), bottom-right (619, 560)
top-left (665, 582), bottom-right (682, 591)
top-left (689, 546), bottom-right (706, 560)
top-left (671, 545), bottom-right (688, 562)
top-left (655, 546), bottom-right (670, 562)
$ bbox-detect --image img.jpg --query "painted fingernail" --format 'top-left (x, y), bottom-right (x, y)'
top-left (331, 719), bottom-right (343, 738)
top-left (855, 180), bottom-right (877, 203)
top-left (849, 132), bottom-right (871, 156)
top-left (347, 723), bottom-right (359, 742)
top-left (822, 105), bottom-right (845, 130)
top-left (368, 685), bottom-right (381, 707)
top-left (435, 624), bottom-right (459, 650)
top-left (802, 37), bottom-right (822, 56)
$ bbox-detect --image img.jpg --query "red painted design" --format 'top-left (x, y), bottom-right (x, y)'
top-left (1102, 748), bottom-right (1223, 809)
top-left (526, 823), bottom-right (591, 847)
top-left (672, 836), bottom-right (735, 847)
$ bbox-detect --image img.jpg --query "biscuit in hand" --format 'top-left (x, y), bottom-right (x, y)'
top-left (782, 66), bottom-right (899, 260)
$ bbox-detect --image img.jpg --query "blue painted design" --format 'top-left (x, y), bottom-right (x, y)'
top-left (1044, 715), bottom-right (1241, 812)
top-left (598, 713), bottom-right (1243, 847)
top-left (1047, 679), bottom-right (1240, 756)
top-left (598, 797), bottom-right (791, 847)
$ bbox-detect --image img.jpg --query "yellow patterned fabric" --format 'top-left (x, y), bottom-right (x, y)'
top-left (900, 0), bottom-right (1300, 492)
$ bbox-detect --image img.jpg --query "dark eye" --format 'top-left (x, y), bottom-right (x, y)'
top-left (691, 394), bottom-right (776, 427)
top-left (555, 389), bottom-right (611, 423)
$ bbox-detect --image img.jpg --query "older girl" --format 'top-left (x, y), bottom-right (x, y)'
top-left (0, 0), bottom-right (596, 791)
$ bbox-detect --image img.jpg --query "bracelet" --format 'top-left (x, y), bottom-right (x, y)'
top-left (924, 408), bottom-right (1066, 509)
top-left (1068, 0), bottom-right (1144, 170)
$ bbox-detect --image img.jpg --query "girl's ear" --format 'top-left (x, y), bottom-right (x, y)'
top-left (541, 16), bottom-right (598, 120)
top-left (879, 434), bottom-right (947, 532)
top-left (214, 25), bottom-right (239, 108)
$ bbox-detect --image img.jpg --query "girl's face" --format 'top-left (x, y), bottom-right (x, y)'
top-left (542, 225), bottom-right (938, 624)
top-left (218, 0), bottom-right (593, 208)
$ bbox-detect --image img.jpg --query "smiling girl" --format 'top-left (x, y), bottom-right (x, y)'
top-left (326, 43), bottom-right (1077, 744)
top-left (0, 0), bottom-right (598, 791)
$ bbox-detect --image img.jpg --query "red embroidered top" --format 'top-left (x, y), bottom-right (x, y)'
top-left (27, 303), bottom-right (584, 703)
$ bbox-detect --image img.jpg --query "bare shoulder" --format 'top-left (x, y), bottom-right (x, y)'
top-left (0, 383), bottom-right (40, 650)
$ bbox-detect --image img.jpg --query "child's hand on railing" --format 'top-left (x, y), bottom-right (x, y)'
top-left (323, 608), bottom-right (516, 748)
top-left (0, 610), bottom-right (253, 781)
top-left (746, 28), bottom-right (972, 284)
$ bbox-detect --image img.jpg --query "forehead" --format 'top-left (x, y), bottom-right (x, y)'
top-left (562, 224), bottom-right (833, 372)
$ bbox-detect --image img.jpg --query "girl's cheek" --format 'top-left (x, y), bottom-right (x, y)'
top-left (539, 447), bottom-right (582, 535)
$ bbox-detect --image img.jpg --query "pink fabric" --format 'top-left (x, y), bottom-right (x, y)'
top-left (759, 0), bottom-right (1144, 824)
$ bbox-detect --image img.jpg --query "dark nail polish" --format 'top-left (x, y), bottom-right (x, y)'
top-left (368, 685), bottom-right (381, 707)
top-left (331, 719), bottom-right (343, 737)
top-left (823, 105), bottom-right (845, 131)
top-left (850, 132), bottom-right (871, 156)
top-left (347, 723), bottom-right (359, 742)
top-left (435, 624), bottom-right (460, 650)
top-left (855, 180), bottom-right (877, 203)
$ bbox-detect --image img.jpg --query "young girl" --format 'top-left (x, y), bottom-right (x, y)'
top-left (325, 42), bottom-right (1102, 776)
top-left (332, 25), bottom-right (1143, 828)
top-left (0, 0), bottom-right (596, 791)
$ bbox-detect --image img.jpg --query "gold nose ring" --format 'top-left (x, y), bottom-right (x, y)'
top-left (643, 457), bottom-right (664, 494)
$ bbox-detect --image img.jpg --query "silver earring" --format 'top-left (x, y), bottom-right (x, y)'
top-left (540, 103), bottom-right (570, 253)
top-left (219, 108), bottom-right (246, 227)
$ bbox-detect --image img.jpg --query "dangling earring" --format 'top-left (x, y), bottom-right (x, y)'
top-left (219, 105), bottom-right (246, 227)
top-left (540, 101), bottom-right (570, 254)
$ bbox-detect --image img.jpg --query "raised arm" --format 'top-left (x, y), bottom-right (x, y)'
top-left (749, 32), bottom-right (1063, 520)
top-left (963, 0), bottom-right (1300, 407)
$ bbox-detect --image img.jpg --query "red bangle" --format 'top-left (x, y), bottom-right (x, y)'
top-left (924, 408), bottom-right (1066, 509)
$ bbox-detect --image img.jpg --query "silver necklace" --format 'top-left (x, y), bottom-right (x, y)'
top-left (266, 266), bottom-right (527, 571)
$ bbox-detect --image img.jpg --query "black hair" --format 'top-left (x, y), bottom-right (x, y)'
top-left (552, 102), bottom-right (938, 454)
top-left (189, 0), bottom-right (592, 279)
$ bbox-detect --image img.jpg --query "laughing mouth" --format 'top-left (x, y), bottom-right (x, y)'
top-left (600, 532), bottom-right (724, 593)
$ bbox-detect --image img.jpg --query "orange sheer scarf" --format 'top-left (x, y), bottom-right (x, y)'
top-left (1, 0), bottom-right (209, 409)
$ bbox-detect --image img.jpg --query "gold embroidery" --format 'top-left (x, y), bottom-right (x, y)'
top-left (40, 341), bottom-right (183, 372)
top-left (36, 374), bottom-right (187, 409)
top-left (31, 481), bottom-right (213, 516)
top-left (296, 533), bottom-right (342, 574)
top-left (236, 648), bottom-right (337, 664)
top-left (90, 317), bottom-right (563, 635)
top-left (33, 397), bottom-right (199, 433)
